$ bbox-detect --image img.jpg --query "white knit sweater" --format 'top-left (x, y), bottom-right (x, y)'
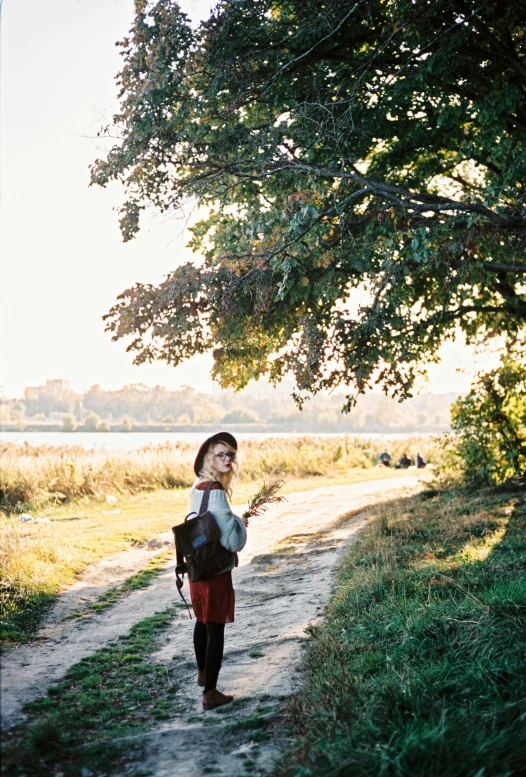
top-left (188, 487), bottom-right (247, 573)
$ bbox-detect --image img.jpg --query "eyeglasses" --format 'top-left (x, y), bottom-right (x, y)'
top-left (214, 451), bottom-right (236, 462)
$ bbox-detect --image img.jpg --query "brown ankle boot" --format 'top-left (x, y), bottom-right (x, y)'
top-left (197, 669), bottom-right (206, 687)
top-left (202, 689), bottom-right (234, 711)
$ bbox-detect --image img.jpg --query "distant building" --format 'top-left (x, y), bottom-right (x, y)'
top-left (45, 379), bottom-right (70, 394)
top-left (25, 379), bottom-right (70, 400)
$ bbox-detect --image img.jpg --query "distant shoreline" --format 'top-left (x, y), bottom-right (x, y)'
top-left (0, 428), bottom-right (439, 451)
top-left (0, 423), bottom-right (450, 435)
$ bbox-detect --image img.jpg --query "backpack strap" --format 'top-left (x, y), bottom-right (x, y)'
top-left (198, 481), bottom-right (218, 516)
top-left (175, 521), bottom-right (193, 619)
top-left (175, 575), bottom-right (192, 619)
top-left (175, 547), bottom-right (192, 619)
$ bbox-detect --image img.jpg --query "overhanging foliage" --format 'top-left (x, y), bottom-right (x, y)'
top-left (91, 0), bottom-right (526, 406)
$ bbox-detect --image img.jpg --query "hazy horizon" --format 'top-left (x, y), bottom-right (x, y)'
top-left (0, 375), bottom-right (464, 402)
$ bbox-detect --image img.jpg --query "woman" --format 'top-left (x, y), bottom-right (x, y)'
top-left (189, 432), bottom-right (248, 711)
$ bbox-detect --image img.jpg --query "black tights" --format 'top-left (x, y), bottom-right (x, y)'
top-left (193, 621), bottom-right (225, 693)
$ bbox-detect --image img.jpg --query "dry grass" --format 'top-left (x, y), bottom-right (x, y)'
top-left (0, 435), bottom-right (441, 514)
top-left (0, 442), bottom-right (191, 514)
top-left (0, 489), bottom-right (186, 643)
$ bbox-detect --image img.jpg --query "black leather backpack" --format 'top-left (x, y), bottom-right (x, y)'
top-left (172, 482), bottom-right (236, 616)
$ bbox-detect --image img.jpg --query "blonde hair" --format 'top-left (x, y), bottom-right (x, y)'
top-left (193, 439), bottom-right (238, 499)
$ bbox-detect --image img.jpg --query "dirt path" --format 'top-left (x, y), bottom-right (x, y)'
top-left (1, 475), bottom-right (427, 773)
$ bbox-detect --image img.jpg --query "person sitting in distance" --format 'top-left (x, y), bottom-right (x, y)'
top-left (416, 452), bottom-right (427, 469)
top-left (395, 452), bottom-right (412, 469)
top-left (379, 450), bottom-right (392, 467)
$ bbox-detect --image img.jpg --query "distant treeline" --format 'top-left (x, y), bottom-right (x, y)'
top-left (1, 381), bottom-right (457, 432)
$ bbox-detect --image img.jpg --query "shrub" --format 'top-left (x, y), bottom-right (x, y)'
top-left (451, 353), bottom-right (526, 485)
top-left (61, 414), bottom-right (77, 432)
top-left (120, 415), bottom-right (134, 432)
top-left (83, 413), bottom-right (101, 432)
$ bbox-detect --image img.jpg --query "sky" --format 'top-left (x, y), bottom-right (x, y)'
top-left (0, 0), bottom-right (499, 400)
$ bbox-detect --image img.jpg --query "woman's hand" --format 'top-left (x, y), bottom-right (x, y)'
top-left (242, 513), bottom-right (249, 528)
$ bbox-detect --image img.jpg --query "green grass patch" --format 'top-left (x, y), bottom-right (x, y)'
top-left (0, 588), bottom-right (57, 646)
top-left (1, 606), bottom-right (180, 777)
top-left (248, 729), bottom-right (271, 743)
top-left (67, 550), bottom-right (173, 620)
top-left (226, 714), bottom-right (270, 732)
top-left (279, 484), bottom-right (526, 777)
top-left (213, 696), bottom-right (253, 716)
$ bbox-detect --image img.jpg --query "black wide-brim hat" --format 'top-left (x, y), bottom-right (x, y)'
top-left (193, 431), bottom-right (238, 477)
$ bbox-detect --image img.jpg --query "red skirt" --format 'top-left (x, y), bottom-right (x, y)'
top-left (189, 570), bottom-right (235, 624)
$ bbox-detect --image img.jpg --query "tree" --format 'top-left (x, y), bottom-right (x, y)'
top-left (222, 408), bottom-right (261, 424)
top-left (91, 0), bottom-right (526, 408)
top-left (61, 414), bottom-right (77, 432)
top-left (83, 413), bottom-right (102, 432)
top-left (192, 401), bottom-right (225, 424)
top-left (120, 415), bottom-right (134, 432)
top-left (451, 347), bottom-right (526, 484)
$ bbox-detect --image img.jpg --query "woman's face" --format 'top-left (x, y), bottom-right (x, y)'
top-left (212, 442), bottom-right (235, 474)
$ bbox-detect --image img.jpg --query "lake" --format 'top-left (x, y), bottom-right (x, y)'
top-left (0, 430), bottom-right (432, 450)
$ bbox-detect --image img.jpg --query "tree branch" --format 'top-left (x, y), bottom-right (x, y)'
top-left (470, 17), bottom-right (526, 81)
top-left (260, 0), bottom-right (369, 95)
top-left (482, 262), bottom-right (526, 274)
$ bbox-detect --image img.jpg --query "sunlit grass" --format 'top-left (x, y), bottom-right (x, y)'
top-left (0, 489), bottom-right (187, 643)
top-left (279, 484), bottom-right (526, 777)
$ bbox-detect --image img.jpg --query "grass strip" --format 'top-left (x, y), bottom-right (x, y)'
top-left (66, 550), bottom-right (173, 620)
top-left (1, 606), bottom-right (180, 777)
top-left (280, 484), bottom-right (526, 777)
